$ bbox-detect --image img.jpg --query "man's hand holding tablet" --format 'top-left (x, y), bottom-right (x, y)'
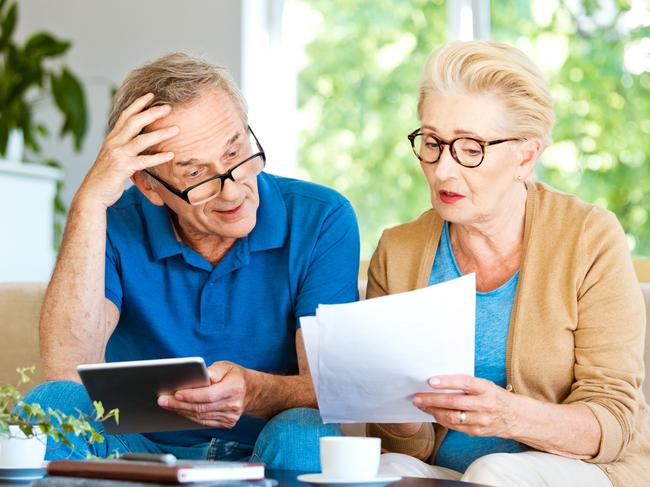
top-left (157, 360), bottom-right (250, 429)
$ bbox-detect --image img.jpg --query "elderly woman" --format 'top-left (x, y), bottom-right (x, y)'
top-left (366, 41), bottom-right (649, 487)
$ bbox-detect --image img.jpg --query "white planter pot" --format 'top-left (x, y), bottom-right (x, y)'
top-left (0, 425), bottom-right (47, 467)
top-left (0, 162), bottom-right (63, 282)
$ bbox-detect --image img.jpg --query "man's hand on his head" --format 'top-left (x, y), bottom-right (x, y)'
top-left (157, 361), bottom-right (250, 429)
top-left (76, 92), bottom-right (178, 210)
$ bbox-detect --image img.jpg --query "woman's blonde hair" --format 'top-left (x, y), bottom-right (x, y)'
top-left (418, 40), bottom-right (554, 147)
top-left (108, 52), bottom-right (247, 131)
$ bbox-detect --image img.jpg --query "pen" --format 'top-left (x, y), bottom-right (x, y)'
top-left (121, 452), bottom-right (178, 465)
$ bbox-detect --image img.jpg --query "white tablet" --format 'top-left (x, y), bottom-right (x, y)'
top-left (77, 357), bottom-right (210, 434)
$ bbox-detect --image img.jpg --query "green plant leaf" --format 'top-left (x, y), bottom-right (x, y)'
top-left (28, 402), bottom-right (45, 418)
top-left (0, 422), bottom-right (10, 438)
top-left (62, 417), bottom-right (82, 435)
top-left (0, 384), bottom-right (20, 401)
top-left (35, 123), bottom-right (49, 137)
top-left (47, 407), bottom-right (63, 425)
top-left (18, 104), bottom-right (40, 153)
top-left (54, 192), bottom-right (66, 214)
top-left (49, 430), bottom-right (62, 442)
top-left (19, 423), bottom-right (33, 437)
top-left (0, 115), bottom-right (10, 156)
top-left (92, 401), bottom-right (104, 419)
top-left (23, 32), bottom-right (70, 59)
top-left (16, 365), bottom-right (35, 384)
top-left (0, 367), bottom-right (116, 453)
top-left (21, 403), bottom-right (33, 417)
top-left (89, 430), bottom-right (103, 444)
top-left (0, 2), bottom-right (17, 49)
top-left (41, 158), bottom-right (62, 169)
top-left (630, 25), bottom-right (650, 41)
top-left (50, 68), bottom-right (88, 151)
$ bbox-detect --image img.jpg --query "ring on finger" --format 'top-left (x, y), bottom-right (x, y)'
top-left (458, 410), bottom-right (467, 424)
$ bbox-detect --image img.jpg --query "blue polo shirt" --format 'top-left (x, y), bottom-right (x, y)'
top-left (103, 172), bottom-right (360, 447)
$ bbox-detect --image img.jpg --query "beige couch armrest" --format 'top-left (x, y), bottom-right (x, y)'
top-left (0, 282), bottom-right (47, 390)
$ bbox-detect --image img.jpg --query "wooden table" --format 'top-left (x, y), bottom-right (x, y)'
top-left (0, 470), bottom-right (493, 487)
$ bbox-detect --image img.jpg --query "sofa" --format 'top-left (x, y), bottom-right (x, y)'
top-left (1, 278), bottom-right (649, 399)
top-left (0, 281), bottom-right (47, 390)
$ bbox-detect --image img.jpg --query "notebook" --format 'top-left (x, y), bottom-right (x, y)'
top-left (47, 459), bottom-right (265, 484)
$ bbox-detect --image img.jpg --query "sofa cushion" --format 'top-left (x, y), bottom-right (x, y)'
top-left (0, 282), bottom-right (46, 390)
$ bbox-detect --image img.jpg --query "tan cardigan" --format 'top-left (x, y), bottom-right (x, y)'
top-left (366, 182), bottom-right (649, 486)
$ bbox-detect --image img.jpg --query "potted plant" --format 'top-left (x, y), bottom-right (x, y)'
top-left (0, 0), bottom-right (88, 161)
top-left (0, 0), bottom-right (89, 247)
top-left (0, 367), bottom-right (118, 467)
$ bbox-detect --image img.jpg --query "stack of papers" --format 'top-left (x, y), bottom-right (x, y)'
top-left (301, 274), bottom-right (476, 423)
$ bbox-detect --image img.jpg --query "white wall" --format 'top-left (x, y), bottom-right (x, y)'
top-left (15, 0), bottom-right (244, 207)
top-left (242, 0), bottom-right (297, 177)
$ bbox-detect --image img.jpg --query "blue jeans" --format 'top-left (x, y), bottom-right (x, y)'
top-left (23, 381), bottom-right (340, 471)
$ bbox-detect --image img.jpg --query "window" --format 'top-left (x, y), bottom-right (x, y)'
top-left (291, 0), bottom-right (448, 257)
top-left (491, 0), bottom-right (650, 256)
top-left (283, 0), bottom-right (649, 257)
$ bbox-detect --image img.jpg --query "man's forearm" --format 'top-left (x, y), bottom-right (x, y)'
top-left (243, 369), bottom-right (317, 419)
top-left (40, 195), bottom-right (110, 381)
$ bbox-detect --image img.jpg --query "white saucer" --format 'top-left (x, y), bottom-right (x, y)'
top-left (297, 473), bottom-right (401, 487)
top-left (0, 463), bottom-right (48, 481)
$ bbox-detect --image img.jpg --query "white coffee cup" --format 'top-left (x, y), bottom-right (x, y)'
top-left (320, 436), bottom-right (381, 480)
top-left (0, 425), bottom-right (47, 468)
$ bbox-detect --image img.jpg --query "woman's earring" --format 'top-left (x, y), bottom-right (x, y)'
top-left (516, 175), bottom-right (523, 182)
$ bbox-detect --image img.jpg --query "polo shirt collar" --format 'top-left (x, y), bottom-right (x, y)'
top-left (140, 194), bottom-right (184, 261)
top-left (248, 172), bottom-right (288, 252)
top-left (140, 172), bottom-right (287, 261)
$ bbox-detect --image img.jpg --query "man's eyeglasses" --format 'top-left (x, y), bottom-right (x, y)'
top-left (407, 129), bottom-right (520, 168)
top-left (144, 126), bottom-right (266, 205)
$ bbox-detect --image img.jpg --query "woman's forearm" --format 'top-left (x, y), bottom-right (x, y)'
top-left (508, 394), bottom-right (601, 459)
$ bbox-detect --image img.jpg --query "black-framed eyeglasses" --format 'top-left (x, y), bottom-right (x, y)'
top-left (407, 128), bottom-right (520, 168)
top-left (144, 125), bottom-right (266, 205)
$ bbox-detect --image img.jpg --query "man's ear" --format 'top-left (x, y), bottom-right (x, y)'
top-left (517, 138), bottom-right (542, 180)
top-left (132, 171), bottom-right (165, 206)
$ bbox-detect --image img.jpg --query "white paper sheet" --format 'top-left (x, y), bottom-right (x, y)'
top-left (300, 315), bottom-right (320, 392)
top-left (301, 273), bottom-right (476, 423)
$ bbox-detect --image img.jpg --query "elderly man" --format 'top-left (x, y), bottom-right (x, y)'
top-left (25, 53), bottom-right (359, 469)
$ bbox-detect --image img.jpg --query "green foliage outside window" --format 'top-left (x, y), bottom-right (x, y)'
top-left (491, 0), bottom-right (649, 256)
top-left (296, 0), bottom-right (649, 258)
top-left (295, 0), bottom-right (446, 257)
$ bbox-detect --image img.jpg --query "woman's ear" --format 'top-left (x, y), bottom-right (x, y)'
top-left (132, 171), bottom-right (165, 206)
top-left (516, 138), bottom-right (542, 180)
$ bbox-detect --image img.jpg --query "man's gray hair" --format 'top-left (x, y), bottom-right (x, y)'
top-left (108, 52), bottom-right (248, 131)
